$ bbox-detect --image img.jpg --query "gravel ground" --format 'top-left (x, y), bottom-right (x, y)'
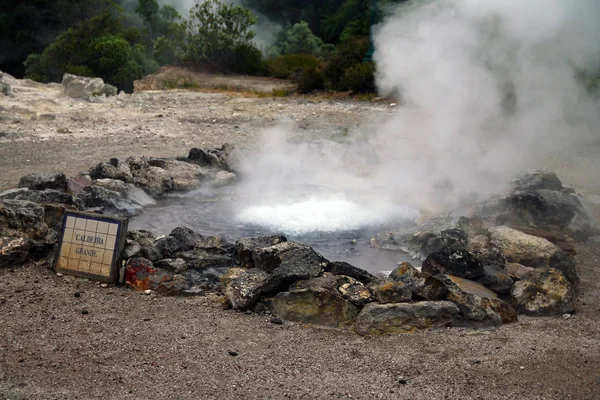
top-left (1, 74), bottom-right (599, 399)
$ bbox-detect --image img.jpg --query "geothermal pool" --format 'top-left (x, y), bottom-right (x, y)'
top-left (130, 186), bottom-right (419, 273)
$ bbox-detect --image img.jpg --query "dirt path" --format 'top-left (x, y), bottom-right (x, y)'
top-left (1, 74), bottom-right (600, 399)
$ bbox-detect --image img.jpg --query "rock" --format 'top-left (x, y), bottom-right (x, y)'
top-left (234, 235), bottom-right (287, 268)
top-left (127, 230), bottom-right (156, 247)
top-left (324, 261), bottom-right (380, 285)
top-left (223, 268), bottom-right (270, 310)
top-left (511, 268), bottom-right (575, 316)
top-left (42, 203), bottom-right (72, 230)
top-left (253, 242), bottom-right (326, 293)
top-left (549, 250), bottom-right (579, 287)
top-left (388, 262), bottom-right (448, 301)
top-left (0, 200), bottom-right (48, 240)
top-left (0, 188), bottom-right (82, 209)
top-left (212, 171), bottom-right (237, 187)
top-left (269, 275), bottom-right (359, 328)
top-left (90, 158), bottom-right (133, 183)
top-left (92, 179), bottom-right (130, 196)
top-left (184, 267), bottom-right (230, 291)
top-left (372, 281), bottom-right (412, 304)
top-left (421, 228), bottom-right (469, 255)
top-left (475, 264), bottom-right (514, 294)
top-left (62, 74), bottom-right (115, 99)
top-left (162, 160), bottom-right (204, 191)
top-left (187, 145), bottom-right (232, 170)
top-left (122, 239), bottom-right (142, 258)
top-left (422, 248), bottom-right (484, 280)
top-left (437, 275), bottom-right (517, 325)
top-left (513, 171), bottom-right (563, 192)
top-left (0, 80), bottom-right (12, 97)
top-left (505, 263), bottom-right (535, 280)
top-left (489, 226), bottom-right (558, 268)
top-left (337, 278), bottom-right (373, 306)
top-left (140, 236), bottom-right (181, 262)
top-left (0, 237), bottom-right (30, 267)
top-left (170, 227), bottom-right (203, 252)
top-left (155, 258), bottom-right (188, 274)
top-left (125, 257), bottom-right (189, 294)
top-left (18, 172), bottom-right (68, 192)
top-left (67, 175), bottom-right (94, 196)
top-left (82, 186), bottom-right (139, 216)
top-left (177, 237), bottom-right (236, 270)
top-left (354, 301), bottom-right (460, 335)
top-left (127, 156), bottom-right (174, 196)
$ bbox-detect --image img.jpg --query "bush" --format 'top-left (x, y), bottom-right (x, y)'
top-left (293, 66), bottom-right (325, 93)
top-left (269, 21), bottom-right (333, 58)
top-left (324, 37), bottom-right (369, 91)
top-left (266, 54), bottom-right (320, 79)
top-left (341, 62), bottom-right (375, 93)
top-left (230, 42), bottom-right (265, 75)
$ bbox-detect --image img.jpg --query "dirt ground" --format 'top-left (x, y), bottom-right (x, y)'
top-left (1, 73), bottom-right (600, 399)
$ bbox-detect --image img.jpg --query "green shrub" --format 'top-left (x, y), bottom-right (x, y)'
top-left (341, 62), bottom-right (375, 93)
top-left (324, 37), bottom-right (369, 90)
top-left (230, 42), bottom-right (265, 75)
top-left (266, 54), bottom-right (320, 79)
top-left (293, 66), bottom-right (325, 93)
top-left (270, 21), bottom-right (333, 58)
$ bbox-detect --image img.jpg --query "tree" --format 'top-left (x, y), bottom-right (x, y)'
top-left (269, 21), bottom-right (334, 57)
top-left (181, 0), bottom-right (260, 69)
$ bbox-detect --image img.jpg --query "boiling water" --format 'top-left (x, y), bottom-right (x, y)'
top-left (130, 186), bottom-right (419, 273)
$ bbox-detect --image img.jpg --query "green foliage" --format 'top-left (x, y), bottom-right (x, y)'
top-left (341, 62), bottom-right (375, 93)
top-left (265, 54), bottom-right (320, 79)
top-left (270, 21), bottom-right (333, 57)
top-left (182, 0), bottom-right (259, 70)
top-left (324, 37), bottom-right (370, 91)
top-left (293, 66), bottom-right (325, 93)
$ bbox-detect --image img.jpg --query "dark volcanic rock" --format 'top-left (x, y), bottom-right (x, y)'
top-left (187, 144), bottom-right (232, 170)
top-left (324, 261), bottom-right (380, 285)
top-left (437, 275), bottom-right (517, 325)
top-left (90, 158), bottom-right (133, 183)
top-left (421, 228), bottom-right (469, 255)
top-left (127, 156), bottom-right (174, 196)
top-left (511, 268), bottom-right (575, 316)
top-left (155, 258), bottom-right (188, 274)
top-left (122, 239), bottom-right (142, 258)
top-left (475, 264), bottom-right (514, 294)
top-left (18, 172), bottom-right (68, 192)
top-left (372, 281), bottom-right (412, 304)
top-left (513, 171), bottom-right (563, 192)
top-left (354, 301), bottom-right (460, 335)
top-left (184, 267), bottom-right (230, 291)
top-left (176, 237), bottom-right (236, 270)
top-left (170, 226), bottom-right (203, 252)
top-left (337, 277), bottom-right (373, 306)
top-left (127, 230), bottom-right (156, 247)
top-left (388, 262), bottom-right (448, 301)
top-left (269, 275), bottom-right (359, 328)
top-left (125, 257), bottom-right (190, 295)
top-left (223, 268), bottom-right (270, 310)
top-left (0, 200), bottom-right (48, 240)
top-left (1, 188), bottom-right (82, 209)
top-left (0, 237), bottom-right (31, 267)
top-left (549, 250), bottom-right (579, 287)
top-left (140, 236), bottom-right (181, 262)
top-left (234, 235), bottom-right (287, 268)
top-left (253, 242), bottom-right (326, 293)
top-left (422, 248), bottom-right (484, 280)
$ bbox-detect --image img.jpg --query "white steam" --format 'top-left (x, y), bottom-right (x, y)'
top-left (236, 0), bottom-right (600, 233)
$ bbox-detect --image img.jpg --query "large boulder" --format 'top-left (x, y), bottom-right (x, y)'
top-left (489, 226), bottom-right (558, 268)
top-left (0, 188), bottom-right (82, 209)
top-left (269, 275), bottom-right (359, 328)
top-left (170, 226), bottom-right (204, 252)
top-left (388, 262), bottom-right (448, 301)
top-left (127, 157), bottom-right (173, 196)
top-left (176, 236), bottom-right (236, 270)
top-left (371, 281), bottom-right (412, 304)
top-left (337, 277), bottom-right (373, 306)
top-left (548, 250), bottom-right (579, 287)
top-left (437, 275), bottom-right (517, 325)
top-left (253, 242), bottom-right (326, 293)
top-left (62, 73), bottom-right (116, 99)
top-left (0, 200), bottom-right (48, 240)
top-left (18, 172), bottom-right (68, 192)
top-left (162, 160), bottom-right (205, 191)
top-left (475, 264), bottom-right (514, 294)
top-left (512, 171), bottom-right (564, 192)
top-left (421, 248), bottom-right (484, 280)
top-left (511, 268), bottom-right (575, 316)
top-left (90, 158), bottom-right (133, 183)
top-left (223, 268), bottom-right (270, 310)
top-left (505, 263), bottom-right (535, 280)
top-left (324, 261), bottom-right (380, 285)
top-left (234, 235), bottom-right (287, 268)
top-left (186, 144), bottom-right (232, 170)
top-left (354, 301), bottom-right (460, 335)
top-left (140, 236), bottom-right (181, 262)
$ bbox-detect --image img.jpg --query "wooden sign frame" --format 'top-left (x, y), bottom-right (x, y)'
top-left (55, 210), bottom-right (128, 283)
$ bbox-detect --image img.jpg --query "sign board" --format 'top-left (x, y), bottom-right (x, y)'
top-left (55, 211), bottom-right (128, 283)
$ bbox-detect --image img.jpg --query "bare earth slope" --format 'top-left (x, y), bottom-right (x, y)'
top-left (0, 74), bottom-right (599, 399)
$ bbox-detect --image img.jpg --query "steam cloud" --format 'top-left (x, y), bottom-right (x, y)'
top-left (235, 0), bottom-right (600, 233)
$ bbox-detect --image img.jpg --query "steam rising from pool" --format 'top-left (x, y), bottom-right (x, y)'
top-left (237, 196), bottom-right (419, 236)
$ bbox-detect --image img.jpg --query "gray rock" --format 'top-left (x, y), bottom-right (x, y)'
top-left (170, 226), bottom-right (203, 252)
top-left (90, 158), bottom-right (133, 183)
top-left (489, 226), bottom-right (558, 268)
top-left (388, 262), bottom-right (448, 301)
top-left (475, 264), bottom-right (514, 294)
top-left (437, 275), bottom-right (517, 325)
top-left (269, 275), bottom-right (359, 328)
top-left (223, 268), bottom-right (270, 310)
top-left (155, 258), bottom-right (188, 274)
top-left (355, 301), bottom-right (460, 335)
top-left (62, 73), bottom-right (112, 99)
top-left (422, 248), bottom-right (484, 280)
top-left (127, 230), bottom-right (156, 247)
top-left (123, 239), bottom-right (142, 258)
top-left (176, 237), bottom-right (236, 270)
top-left (140, 236), bottom-right (181, 262)
top-left (184, 267), bottom-right (230, 291)
top-left (212, 170), bottom-right (237, 187)
top-left (0, 200), bottom-right (48, 240)
top-left (505, 263), bottom-right (535, 280)
top-left (235, 235), bottom-right (287, 268)
top-left (511, 268), bottom-right (575, 316)
top-left (372, 281), bottom-right (412, 304)
top-left (548, 250), bottom-right (579, 287)
top-left (0, 81), bottom-right (12, 97)
top-left (513, 171), bottom-right (563, 192)
top-left (337, 277), bottom-right (373, 306)
top-left (18, 172), bottom-right (68, 192)
top-left (0, 188), bottom-right (82, 209)
top-left (162, 160), bottom-right (204, 192)
top-left (324, 261), bottom-right (380, 285)
top-left (187, 145), bottom-right (232, 170)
